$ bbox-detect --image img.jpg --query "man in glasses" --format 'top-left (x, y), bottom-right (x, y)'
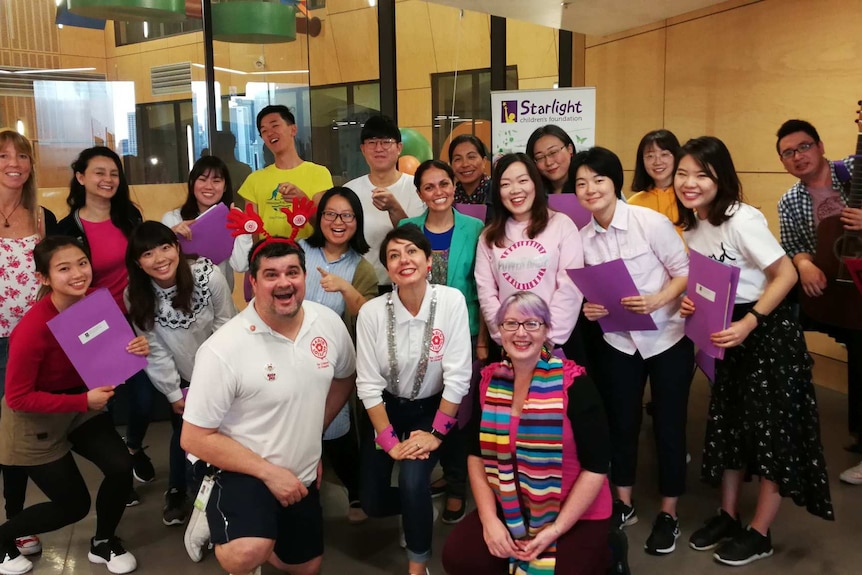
top-left (346, 115), bottom-right (425, 292)
top-left (239, 105), bottom-right (334, 239)
top-left (776, 119), bottom-right (862, 478)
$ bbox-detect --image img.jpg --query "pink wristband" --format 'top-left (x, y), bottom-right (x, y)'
top-left (432, 410), bottom-right (457, 436)
top-left (374, 425), bottom-right (399, 453)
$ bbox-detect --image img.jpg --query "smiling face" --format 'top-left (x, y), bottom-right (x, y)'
top-left (500, 306), bottom-right (548, 364)
top-left (642, 142), bottom-right (675, 189)
top-left (193, 168), bottom-right (226, 212)
top-left (76, 155), bottom-right (119, 202)
top-left (251, 253), bottom-right (306, 322)
top-left (137, 243), bottom-right (181, 289)
top-left (417, 166), bottom-right (455, 214)
top-left (39, 246), bottom-right (92, 300)
top-left (778, 130), bottom-right (826, 182)
top-left (0, 141), bottom-right (32, 194)
top-left (258, 112), bottom-right (297, 156)
top-left (575, 165), bottom-right (617, 223)
top-left (320, 194), bottom-right (357, 248)
top-left (450, 141), bottom-right (485, 188)
top-left (360, 137), bottom-right (402, 173)
top-left (532, 135), bottom-right (573, 188)
top-left (674, 154), bottom-right (718, 220)
top-left (385, 237), bottom-right (431, 289)
top-left (498, 161), bottom-right (536, 222)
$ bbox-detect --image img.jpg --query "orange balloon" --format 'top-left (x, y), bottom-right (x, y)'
top-left (399, 154), bottom-right (420, 175)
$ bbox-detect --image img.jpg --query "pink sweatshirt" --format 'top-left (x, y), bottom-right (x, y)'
top-left (475, 211), bottom-right (584, 345)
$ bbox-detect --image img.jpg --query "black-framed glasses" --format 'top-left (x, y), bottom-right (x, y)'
top-left (500, 320), bottom-right (545, 332)
top-left (363, 138), bottom-right (397, 150)
top-left (779, 141), bottom-right (815, 159)
top-left (322, 211), bottom-right (356, 223)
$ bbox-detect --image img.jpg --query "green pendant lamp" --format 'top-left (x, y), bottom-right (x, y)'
top-left (212, 1), bottom-right (296, 44)
top-left (66, 0), bottom-right (186, 22)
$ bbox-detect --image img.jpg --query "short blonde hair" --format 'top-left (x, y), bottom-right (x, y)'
top-left (0, 129), bottom-right (37, 212)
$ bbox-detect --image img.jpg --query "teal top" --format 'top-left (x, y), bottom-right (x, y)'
top-left (400, 209), bottom-right (484, 337)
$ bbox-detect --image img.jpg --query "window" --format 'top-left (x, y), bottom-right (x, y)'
top-left (115, 19), bottom-right (202, 46)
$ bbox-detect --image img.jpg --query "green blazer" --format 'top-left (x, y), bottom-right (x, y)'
top-left (400, 209), bottom-right (484, 337)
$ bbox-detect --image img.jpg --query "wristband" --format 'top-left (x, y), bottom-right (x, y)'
top-left (748, 308), bottom-right (767, 326)
top-left (374, 424), bottom-right (399, 453)
top-left (432, 410), bottom-right (457, 436)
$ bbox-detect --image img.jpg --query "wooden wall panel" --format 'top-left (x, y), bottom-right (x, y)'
top-left (58, 26), bottom-right (106, 59)
top-left (395, 1), bottom-right (436, 90)
top-left (325, 8), bottom-right (378, 84)
top-left (397, 87), bottom-right (431, 132)
top-left (426, 4), bottom-right (490, 73)
top-left (0, 0), bottom-right (59, 54)
top-left (507, 20), bottom-right (557, 84)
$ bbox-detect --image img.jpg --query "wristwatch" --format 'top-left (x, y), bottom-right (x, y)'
top-left (430, 428), bottom-right (446, 441)
top-left (748, 308), bottom-right (767, 326)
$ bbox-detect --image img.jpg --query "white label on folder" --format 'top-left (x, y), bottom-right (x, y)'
top-left (78, 320), bottom-right (109, 344)
top-left (695, 283), bottom-right (716, 303)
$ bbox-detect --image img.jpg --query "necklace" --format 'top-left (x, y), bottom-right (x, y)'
top-left (0, 198), bottom-right (22, 227)
top-left (386, 284), bottom-right (437, 400)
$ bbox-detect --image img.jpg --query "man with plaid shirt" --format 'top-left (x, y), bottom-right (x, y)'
top-left (776, 119), bottom-right (862, 483)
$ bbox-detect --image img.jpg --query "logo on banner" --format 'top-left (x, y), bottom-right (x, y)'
top-left (501, 100), bottom-right (518, 123)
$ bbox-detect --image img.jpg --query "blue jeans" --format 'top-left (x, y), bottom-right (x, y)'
top-left (360, 393), bottom-right (440, 563)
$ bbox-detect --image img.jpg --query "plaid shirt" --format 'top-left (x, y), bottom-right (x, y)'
top-left (777, 156), bottom-right (854, 258)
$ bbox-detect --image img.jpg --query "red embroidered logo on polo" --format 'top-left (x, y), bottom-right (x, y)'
top-left (430, 329), bottom-right (445, 353)
top-left (310, 337), bottom-right (328, 359)
top-left (498, 240), bottom-right (550, 290)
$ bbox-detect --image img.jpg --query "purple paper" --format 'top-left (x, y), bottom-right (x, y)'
top-left (695, 348), bottom-right (716, 382)
top-left (566, 260), bottom-right (658, 333)
top-left (547, 193), bottom-right (592, 229)
top-left (177, 203), bottom-right (233, 264)
top-left (685, 249), bottom-right (740, 360)
top-left (454, 203), bottom-right (487, 222)
top-left (47, 288), bottom-right (148, 389)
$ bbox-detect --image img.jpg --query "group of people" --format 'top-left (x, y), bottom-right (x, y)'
top-left (0, 103), bottom-right (854, 575)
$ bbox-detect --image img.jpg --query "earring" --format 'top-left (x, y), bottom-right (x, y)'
top-left (427, 265), bottom-right (432, 282)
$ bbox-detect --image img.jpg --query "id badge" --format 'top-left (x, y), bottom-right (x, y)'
top-left (194, 475), bottom-right (215, 511)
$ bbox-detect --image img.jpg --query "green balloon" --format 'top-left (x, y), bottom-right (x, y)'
top-left (399, 128), bottom-right (433, 162)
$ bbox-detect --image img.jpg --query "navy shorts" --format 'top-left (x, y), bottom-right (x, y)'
top-left (206, 471), bottom-right (323, 565)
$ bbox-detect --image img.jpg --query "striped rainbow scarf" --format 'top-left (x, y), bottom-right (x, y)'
top-left (480, 348), bottom-right (565, 575)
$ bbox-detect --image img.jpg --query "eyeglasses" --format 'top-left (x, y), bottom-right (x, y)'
top-left (322, 211), bottom-right (356, 223)
top-left (533, 146), bottom-right (566, 164)
top-left (500, 320), bottom-right (545, 332)
top-left (643, 150), bottom-right (674, 163)
top-left (779, 141), bottom-right (815, 160)
top-left (363, 138), bottom-right (397, 150)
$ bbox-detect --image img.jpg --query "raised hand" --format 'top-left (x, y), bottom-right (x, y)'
top-left (227, 204), bottom-right (265, 238)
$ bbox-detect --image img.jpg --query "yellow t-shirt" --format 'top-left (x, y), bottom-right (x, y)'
top-left (238, 162), bottom-right (334, 238)
top-left (627, 186), bottom-right (685, 240)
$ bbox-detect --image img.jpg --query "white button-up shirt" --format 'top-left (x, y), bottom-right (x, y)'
top-left (580, 200), bottom-right (689, 359)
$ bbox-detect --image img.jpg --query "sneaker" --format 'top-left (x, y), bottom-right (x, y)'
top-left (184, 506), bottom-right (211, 563)
top-left (612, 499), bottom-right (638, 529)
top-left (13, 537), bottom-right (40, 557)
top-left (839, 460), bottom-right (862, 485)
top-left (163, 488), bottom-right (189, 526)
top-left (347, 501), bottom-right (368, 525)
top-left (441, 497), bottom-right (466, 524)
top-left (129, 448), bottom-right (155, 483)
top-left (0, 545), bottom-right (32, 575)
top-left (430, 478), bottom-right (447, 499)
top-left (125, 488), bottom-right (140, 508)
top-left (689, 509), bottom-right (742, 551)
top-left (644, 512), bottom-right (679, 555)
top-left (714, 526), bottom-right (773, 566)
top-left (88, 537), bottom-right (137, 574)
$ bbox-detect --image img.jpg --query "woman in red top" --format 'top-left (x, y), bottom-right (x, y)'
top-left (0, 236), bottom-right (148, 575)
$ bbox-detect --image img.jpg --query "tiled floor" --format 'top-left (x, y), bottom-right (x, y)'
top-left (9, 354), bottom-right (862, 574)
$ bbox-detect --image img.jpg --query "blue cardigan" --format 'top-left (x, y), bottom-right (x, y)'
top-left (400, 209), bottom-right (484, 337)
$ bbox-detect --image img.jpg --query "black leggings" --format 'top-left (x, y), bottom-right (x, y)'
top-left (0, 413), bottom-right (132, 544)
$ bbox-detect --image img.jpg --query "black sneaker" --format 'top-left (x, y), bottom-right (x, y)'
top-left (0, 542), bottom-right (32, 575)
top-left (129, 447), bottom-right (155, 483)
top-left (441, 497), bottom-right (466, 524)
top-left (644, 512), bottom-right (680, 555)
top-left (163, 488), bottom-right (189, 526)
top-left (88, 537), bottom-right (137, 574)
top-left (689, 509), bottom-right (742, 551)
top-left (612, 499), bottom-right (638, 529)
top-left (714, 527), bottom-right (773, 566)
top-left (125, 487), bottom-right (140, 508)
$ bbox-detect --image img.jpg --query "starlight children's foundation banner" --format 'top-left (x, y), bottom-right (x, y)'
top-left (490, 87), bottom-right (596, 161)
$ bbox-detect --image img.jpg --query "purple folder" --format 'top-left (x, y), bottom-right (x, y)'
top-left (177, 203), bottom-right (233, 264)
top-left (47, 288), bottom-right (148, 389)
top-left (454, 203), bottom-right (487, 222)
top-left (548, 193), bottom-right (591, 229)
top-left (685, 249), bottom-right (740, 360)
top-left (566, 260), bottom-right (658, 333)
top-left (695, 348), bottom-right (716, 382)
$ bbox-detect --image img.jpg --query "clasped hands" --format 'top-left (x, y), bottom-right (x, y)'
top-left (389, 429), bottom-right (442, 461)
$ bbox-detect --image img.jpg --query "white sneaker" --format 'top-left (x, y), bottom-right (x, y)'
top-left (0, 549), bottom-right (32, 575)
top-left (840, 460), bottom-right (862, 485)
top-left (87, 537), bottom-right (137, 574)
top-left (184, 506), bottom-right (211, 562)
top-left (13, 536), bottom-right (40, 557)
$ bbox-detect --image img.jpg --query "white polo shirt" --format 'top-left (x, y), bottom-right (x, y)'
top-left (183, 299), bottom-right (356, 485)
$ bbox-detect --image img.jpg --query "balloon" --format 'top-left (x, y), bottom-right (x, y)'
top-left (398, 155), bottom-right (420, 175)
top-left (399, 128), bottom-right (433, 162)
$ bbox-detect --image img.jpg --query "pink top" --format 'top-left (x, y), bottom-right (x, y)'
top-left (0, 235), bottom-right (40, 338)
top-left (81, 219), bottom-right (129, 313)
top-left (475, 211), bottom-right (584, 345)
